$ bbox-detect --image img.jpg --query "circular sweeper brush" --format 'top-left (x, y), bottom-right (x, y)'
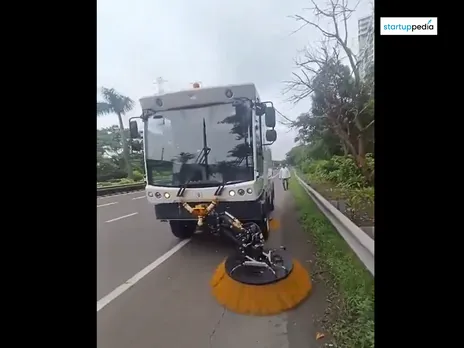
top-left (210, 249), bottom-right (312, 316)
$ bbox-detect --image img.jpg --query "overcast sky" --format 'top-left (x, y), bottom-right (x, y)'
top-left (97, 0), bottom-right (372, 160)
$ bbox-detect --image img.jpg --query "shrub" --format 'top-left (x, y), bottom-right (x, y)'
top-left (299, 154), bottom-right (374, 189)
top-left (344, 186), bottom-right (375, 223)
top-left (132, 171), bottom-right (144, 182)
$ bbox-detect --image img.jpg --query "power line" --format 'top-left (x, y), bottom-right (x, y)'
top-left (274, 108), bottom-right (296, 133)
top-left (275, 108), bottom-right (293, 124)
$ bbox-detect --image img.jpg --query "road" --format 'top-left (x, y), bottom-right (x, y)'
top-left (97, 181), bottom-right (329, 348)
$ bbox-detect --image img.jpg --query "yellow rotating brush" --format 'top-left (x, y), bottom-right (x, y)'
top-left (210, 256), bottom-right (312, 316)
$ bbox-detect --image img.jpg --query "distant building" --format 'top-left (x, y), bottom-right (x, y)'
top-left (358, 15), bottom-right (374, 79)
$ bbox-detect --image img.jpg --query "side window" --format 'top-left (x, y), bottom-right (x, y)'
top-left (255, 115), bottom-right (263, 174)
top-left (261, 114), bottom-right (267, 146)
top-left (255, 118), bottom-right (261, 147)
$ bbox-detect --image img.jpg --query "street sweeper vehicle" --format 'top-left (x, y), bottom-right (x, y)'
top-left (128, 83), bottom-right (311, 316)
top-left (129, 83), bottom-right (277, 241)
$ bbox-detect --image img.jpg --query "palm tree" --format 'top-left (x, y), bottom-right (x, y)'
top-left (97, 87), bottom-right (134, 179)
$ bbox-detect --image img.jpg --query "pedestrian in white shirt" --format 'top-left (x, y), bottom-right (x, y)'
top-left (278, 165), bottom-right (291, 191)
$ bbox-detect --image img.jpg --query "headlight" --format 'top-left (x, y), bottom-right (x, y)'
top-left (225, 89), bottom-right (233, 98)
top-left (238, 189), bottom-right (245, 196)
top-left (246, 188), bottom-right (253, 194)
top-left (154, 192), bottom-right (161, 198)
top-left (229, 190), bottom-right (236, 196)
top-left (148, 192), bottom-right (154, 197)
top-left (164, 192), bottom-right (171, 198)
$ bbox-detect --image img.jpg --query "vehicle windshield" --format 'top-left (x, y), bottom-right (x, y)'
top-left (145, 102), bottom-right (254, 187)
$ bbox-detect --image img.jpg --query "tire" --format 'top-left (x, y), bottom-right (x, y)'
top-left (255, 215), bottom-right (270, 241)
top-left (268, 192), bottom-right (275, 212)
top-left (169, 220), bottom-right (197, 239)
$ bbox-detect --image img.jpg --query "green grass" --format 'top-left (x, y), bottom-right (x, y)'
top-left (289, 178), bottom-right (374, 348)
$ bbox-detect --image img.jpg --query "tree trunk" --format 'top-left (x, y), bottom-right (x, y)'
top-left (333, 124), bottom-right (357, 159)
top-left (335, 124), bottom-right (372, 184)
top-left (117, 112), bottom-right (133, 179)
top-left (341, 141), bottom-right (348, 156)
top-left (356, 134), bottom-right (373, 185)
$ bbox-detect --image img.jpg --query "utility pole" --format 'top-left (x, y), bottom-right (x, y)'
top-left (154, 77), bottom-right (168, 94)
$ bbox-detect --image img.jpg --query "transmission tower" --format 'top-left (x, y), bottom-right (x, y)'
top-left (154, 77), bottom-right (168, 94)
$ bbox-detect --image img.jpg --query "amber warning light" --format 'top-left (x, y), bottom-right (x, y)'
top-left (192, 82), bottom-right (201, 88)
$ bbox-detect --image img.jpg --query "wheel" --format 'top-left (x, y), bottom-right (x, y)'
top-left (169, 220), bottom-right (197, 239)
top-left (255, 215), bottom-right (270, 241)
top-left (268, 193), bottom-right (275, 211)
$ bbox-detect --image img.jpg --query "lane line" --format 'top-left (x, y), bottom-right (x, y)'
top-left (97, 202), bottom-right (118, 208)
top-left (105, 212), bottom-right (139, 223)
top-left (97, 239), bottom-right (191, 312)
top-left (132, 196), bottom-right (145, 200)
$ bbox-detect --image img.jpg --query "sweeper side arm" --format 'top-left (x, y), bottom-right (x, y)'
top-left (183, 200), bottom-right (292, 284)
top-left (181, 198), bottom-right (312, 316)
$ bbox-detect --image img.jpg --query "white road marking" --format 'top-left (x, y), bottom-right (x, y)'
top-left (97, 239), bottom-right (191, 312)
top-left (105, 212), bottom-right (138, 223)
top-left (132, 196), bottom-right (145, 200)
top-left (97, 202), bottom-right (118, 208)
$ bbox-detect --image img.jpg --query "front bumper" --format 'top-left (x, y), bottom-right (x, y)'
top-left (154, 198), bottom-right (264, 221)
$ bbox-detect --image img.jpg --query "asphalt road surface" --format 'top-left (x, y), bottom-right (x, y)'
top-left (97, 181), bottom-right (329, 348)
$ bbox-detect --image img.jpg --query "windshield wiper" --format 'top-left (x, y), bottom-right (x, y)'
top-left (201, 118), bottom-right (210, 178)
top-left (214, 179), bottom-right (248, 196)
top-left (177, 118), bottom-right (210, 197)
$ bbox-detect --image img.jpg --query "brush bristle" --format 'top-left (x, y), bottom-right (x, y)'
top-left (269, 219), bottom-right (280, 231)
top-left (210, 259), bottom-right (312, 316)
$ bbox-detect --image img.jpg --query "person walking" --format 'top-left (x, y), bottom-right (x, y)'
top-left (278, 164), bottom-right (291, 191)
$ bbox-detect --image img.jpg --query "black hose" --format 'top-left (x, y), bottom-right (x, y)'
top-left (220, 227), bottom-right (243, 247)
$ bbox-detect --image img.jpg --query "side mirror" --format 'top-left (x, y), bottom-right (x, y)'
top-left (265, 107), bottom-right (276, 128)
top-left (255, 103), bottom-right (266, 116)
top-left (129, 120), bottom-right (140, 139)
top-left (266, 129), bottom-right (277, 142)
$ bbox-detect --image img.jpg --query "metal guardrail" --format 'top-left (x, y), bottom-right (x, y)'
top-left (293, 171), bottom-right (374, 276)
top-left (97, 182), bottom-right (145, 196)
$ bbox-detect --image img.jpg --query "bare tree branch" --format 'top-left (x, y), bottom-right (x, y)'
top-left (292, 0), bottom-right (361, 88)
top-left (361, 119), bottom-right (374, 132)
top-left (275, 109), bottom-right (295, 127)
